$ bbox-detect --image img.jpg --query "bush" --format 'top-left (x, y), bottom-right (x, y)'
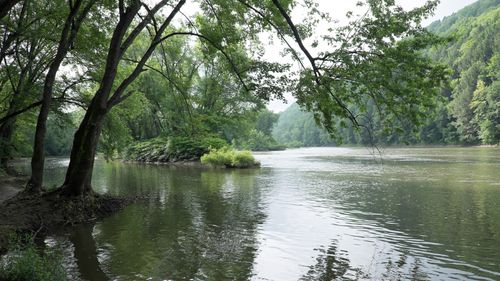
top-left (201, 147), bottom-right (259, 168)
top-left (231, 150), bottom-right (256, 168)
top-left (0, 236), bottom-right (67, 281)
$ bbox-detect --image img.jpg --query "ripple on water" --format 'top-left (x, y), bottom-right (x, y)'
top-left (18, 147), bottom-right (500, 280)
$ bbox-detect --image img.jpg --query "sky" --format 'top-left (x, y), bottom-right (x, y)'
top-left (265, 0), bottom-right (479, 112)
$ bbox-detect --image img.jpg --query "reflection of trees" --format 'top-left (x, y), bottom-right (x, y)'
top-left (308, 159), bottom-right (500, 276)
top-left (300, 240), bottom-right (363, 281)
top-left (381, 253), bottom-right (429, 281)
top-left (78, 166), bottom-right (265, 280)
top-left (69, 224), bottom-right (109, 281)
top-left (300, 241), bottom-right (428, 281)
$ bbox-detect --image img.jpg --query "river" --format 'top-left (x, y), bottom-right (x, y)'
top-left (15, 147), bottom-right (500, 280)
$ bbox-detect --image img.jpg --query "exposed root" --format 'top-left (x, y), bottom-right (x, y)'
top-left (0, 189), bottom-right (135, 253)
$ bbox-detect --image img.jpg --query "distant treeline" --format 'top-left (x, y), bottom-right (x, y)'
top-left (273, 0), bottom-right (500, 147)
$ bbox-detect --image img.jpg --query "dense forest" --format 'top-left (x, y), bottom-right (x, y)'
top-left (273, 0), bottom-right (500, 147)
top-left (0, 0), bottom-right (451, 178)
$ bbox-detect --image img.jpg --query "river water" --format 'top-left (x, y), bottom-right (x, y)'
top-left (20, 147), bottom-right (500, 280)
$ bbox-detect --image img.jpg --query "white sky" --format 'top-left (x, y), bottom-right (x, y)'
top-left (265, 0), bottom-right (479, 112)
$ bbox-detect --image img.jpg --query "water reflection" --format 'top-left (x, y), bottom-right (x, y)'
top-left (299, 240), bottom-right (430, 281)
top-left (69, 224), bottom-right (108, 281)
top-left (59, 166), bottom-right (266, 280)
top-left (300, 240), bottom-right (361, 281)
top-left (26, 147), bottom-right (500, 280)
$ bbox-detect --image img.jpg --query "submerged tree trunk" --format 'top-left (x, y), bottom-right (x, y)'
top-left (69, 224), bottom-right (109, 281)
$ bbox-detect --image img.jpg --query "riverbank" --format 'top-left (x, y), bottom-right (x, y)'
top-left (0, 176), bottom-right (134, 253)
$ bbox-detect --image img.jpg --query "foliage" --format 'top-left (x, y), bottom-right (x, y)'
top-left (124, 136), bottom-right (227, 162)
top-left (0, 236), bottom-right (66, 281)
top-left (239, 129), bottom-right (286, 151)
top-left (201, 147), bottom-right (259, 168)
top-left (428, 0), bottom-right (500, 34)
top-left (428, 2), bottom-right (500, 145)
top-left (273, 103), bottom-right (336, 147)
top-left (44, 112), bottom-right (78, 156)
top-left (294, 0), bottom-right (448, 140)
top-left (235, 109), bottom-right (285, 151)
top-left (273, 1), bottom-right (500, 147)
top-left (255, 110), bottom-right (279, 136)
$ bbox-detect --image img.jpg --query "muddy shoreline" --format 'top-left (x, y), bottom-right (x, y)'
top-left (0, 175), bottom-right (133, 253)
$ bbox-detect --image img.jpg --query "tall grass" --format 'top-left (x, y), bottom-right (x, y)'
top-left (0, 236), bottom-right (67, 281)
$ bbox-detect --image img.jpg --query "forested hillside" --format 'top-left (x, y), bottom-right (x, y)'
top-left (273, 0), bottom-right (500, 147)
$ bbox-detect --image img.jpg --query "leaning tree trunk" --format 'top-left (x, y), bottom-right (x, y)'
top-left (59, 0), bottom-right (183, 196)
top-left (61, 102), bottom-right (107, 196)
top-left (26, 0), bottom-right (93, 192)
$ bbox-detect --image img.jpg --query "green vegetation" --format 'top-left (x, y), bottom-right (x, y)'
top-left (238, 129), bottom-right (286, 151)
top-left (0, 237), bottom-right (66, 281)
top-left (273, 103), bottom-right (337, 147)
top-left (0, 1), bottom-right (458, 259)
top-left (124, 136), bottom-right (227, 162)
top-left (273, 0), bottom-right (500, 147)
top-left (201, 147), bottom-right (260, 168)
top-left (430, 2), bottom-right (500, 145)
top-left (0, 1), bottom-right (497, 279)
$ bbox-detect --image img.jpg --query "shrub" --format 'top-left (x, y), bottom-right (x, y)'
top-left (201, 147), bottom-right (259, 168)
top-left (0, 236), bottom-right (67, 281)
top-left (231, 150), bottom-right (256, 168)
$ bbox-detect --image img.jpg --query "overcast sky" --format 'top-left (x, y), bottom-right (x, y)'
top-left (265, 0), bottom-right (479, 112)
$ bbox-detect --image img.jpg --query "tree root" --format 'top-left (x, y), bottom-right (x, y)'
top-left (0, 189), bottom-right (135, 254)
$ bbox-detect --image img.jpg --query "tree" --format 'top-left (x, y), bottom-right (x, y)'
top-left (428, 2), bottom-right (500, 145)
top-left (256, 109), bottom-right (278, 136)
top-left (61, 0), bottom-right (187, 196)
top-left (26, 0), bottom-right (96, 192)
top-left (54, 0), bottom-right (447, 196)
top-left (0, 0), bottom-right (56, 171)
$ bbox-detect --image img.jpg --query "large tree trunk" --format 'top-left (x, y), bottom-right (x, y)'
top-left (59, 0), bottom-right (182, 196)
top-left (25, 80), bottom-right (54, 192)
top-left (26, 0), bottom-right (92, 192)
top-left (61, 101), bottom-right (107, 196)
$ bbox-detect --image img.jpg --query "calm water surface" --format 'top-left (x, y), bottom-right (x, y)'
top-left (22, 147), bottom-right (500, 280)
